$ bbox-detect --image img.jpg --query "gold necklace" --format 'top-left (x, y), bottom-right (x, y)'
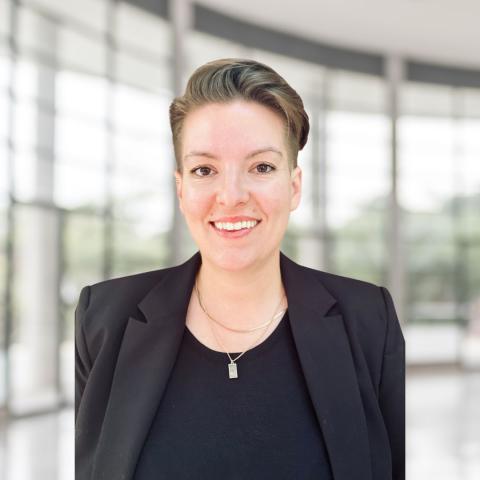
top-left (194, 280), bottom-right (286, 379)
top-left (193, 280), bottom-right (286, 333)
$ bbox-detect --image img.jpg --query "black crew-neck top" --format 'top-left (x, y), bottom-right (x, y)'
top-left (133, 310), bottom-right (334, 480)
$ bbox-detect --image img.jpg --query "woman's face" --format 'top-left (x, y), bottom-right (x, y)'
top-left (174, 99), bottom-right (302, 272)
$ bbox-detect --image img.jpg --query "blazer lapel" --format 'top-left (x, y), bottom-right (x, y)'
top-left (280, 252), bottom-right (372, 480)
top-left (91, 251), bottom-right (202, 480)
top-left (92, 250), bottom-right (372, 480)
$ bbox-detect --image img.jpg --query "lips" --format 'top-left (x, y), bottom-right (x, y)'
top-left (211, 216), bottom-right (261, 223)
top-left (209, 220), bottom-right (261, 238)
top-left (209, 219), bottom-right (261, 228)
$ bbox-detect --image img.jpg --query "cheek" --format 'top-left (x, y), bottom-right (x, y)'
top-left (254, 183), bottom-right (291, 217)
top-left (182, 187), bottom-right (213, 217)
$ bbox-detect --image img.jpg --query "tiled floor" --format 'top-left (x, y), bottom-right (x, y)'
top-left (0, 369), bottom-right (479, 479)
top-left (0, 408), bottom-right (73, 480)
top-left (407, 368), bottom-right (480, 480)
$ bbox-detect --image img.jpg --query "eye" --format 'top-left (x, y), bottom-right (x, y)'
top-left (191, 166), bottom-right (214, 177)
top-left (254, 163), bottom-right (275, 174)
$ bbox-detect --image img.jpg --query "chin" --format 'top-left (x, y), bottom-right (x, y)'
top-left (203, 248), bottom-right (264, 272)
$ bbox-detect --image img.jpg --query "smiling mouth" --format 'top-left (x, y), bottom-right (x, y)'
top-left (208, 220), bottom-right (262, 234)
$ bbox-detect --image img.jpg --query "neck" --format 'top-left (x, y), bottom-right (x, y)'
top-left (195, 251), bottom-right (286, 329)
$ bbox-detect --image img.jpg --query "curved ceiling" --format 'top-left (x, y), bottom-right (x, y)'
top-left (197, 0), bottom-right (480, 69)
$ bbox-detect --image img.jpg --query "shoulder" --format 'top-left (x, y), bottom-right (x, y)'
top-left (76, 262), bottom-right (182, 332)
top-left (307, 264), bottom-right (404, 359)
top-left (299, 262), bottom-right (387, 315)
top-left (282, 252), bottom-right (395, 344)
top-left (291, 261), bottom-right (397, 352)
top-left (297, 264), bottom-right (404, 384)
top-left (89, 266), bottom-right (172, 301)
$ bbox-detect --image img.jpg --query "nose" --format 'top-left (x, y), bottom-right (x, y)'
top-left (215, 170), bottom-right (250, 207)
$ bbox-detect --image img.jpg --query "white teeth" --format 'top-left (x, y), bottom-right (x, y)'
top-left (213, 220), bottom-right (258, 231)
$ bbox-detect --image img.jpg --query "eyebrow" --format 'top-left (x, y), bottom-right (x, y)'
top-left (183, 147), bottom-right (283, 162)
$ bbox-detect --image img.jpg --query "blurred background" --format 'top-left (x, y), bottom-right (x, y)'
top-left (0, 0), bottom-right (479, 478)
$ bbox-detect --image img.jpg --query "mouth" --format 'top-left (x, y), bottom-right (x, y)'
top-left (209, 220), bottom-right (262, 239)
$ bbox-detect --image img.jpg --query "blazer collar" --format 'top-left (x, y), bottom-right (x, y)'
top-left (92, 250), bottom-right (372, 480)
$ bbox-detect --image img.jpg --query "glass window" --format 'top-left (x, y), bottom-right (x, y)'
top-left (326, 110), bottom-right (390, 280)
top-left (54, 159), bottom-right (106, 210)
top-left (467, 245), bottom-right (480, 308)
top-left (112, 220), bottom-right (169, 277)
top-left (116, 2), bottom-right (171, 58)
top-left (56, 70), bottom-right (108, 121)
top-left (114, 51), bottom-right (170, 92)
top-left (329, 70), bottom-right (386, 113)
top-left (113, 134), bottom-right (173, 187)
top-left (0, 0), bottom-right (10, 38)
top-left (0, 41), bottom-right (8, 58)
top-left (399, 84), bottom-right (480, 339)
top-left (456, 118), bottom-right (480, 199)
top-left (250, 49), bottom-right (326, 99)
top-left (63, 213), bottom-right (105, 292)
top-left (289, 125), bottom-right (314, 229)
top-left (399, 112), bottom-right (457, 324)
top-left (13, 59), bottom-right (41, 102)
top-left (1, 0), bottom-right (177, 416)
top-left (405, 225), bottom-right (457, 313)
top-left (113, 85), bottom-right (172, 136)
top-left (461, 88), bottom-right (480, 118)
top-left (333, 238), bottom-right (386, 285)
top-left (23, 0), bottom-right (107, 34)
top-left (0, 88), bottom-right (8, 141)
top-left (13, 99), bottom-right (38, 148)
top-left (402, 82), bottom-right (453, 117)
top-left (13, 148), bottom-right (54, 203)
top-left (0, 53), bottom-right (10, 90)
top-left (399, 117), bottom-right (455, 211)
top-left (112, 83), bottom-right (174, 251)
top-left (0, 155), bottom-right (6, 409)
top-left (61, 212), bottom-right (105, 402)
top-left (58, 26), bottom-right (106, 76)
top-left (10, 204), bottom-right (61, 413)
top-left (17, 6), bottom-right (57, 61)
top-left (0, 140), bottom-right (7, 197)
top-left (186, 31), bottom-right (247, 71)
top-left (55, 115), bottom-right (107, 167)
top-left (113, 177), bottom-right (171, 224)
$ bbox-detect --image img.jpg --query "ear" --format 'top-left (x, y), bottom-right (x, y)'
top-left (174, 170), bottom-right (184, 214)
top-left (290, 166), bottom-right (302, 212)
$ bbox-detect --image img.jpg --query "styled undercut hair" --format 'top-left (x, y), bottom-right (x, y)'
top-left (169, 58), bottom-right (310, 173)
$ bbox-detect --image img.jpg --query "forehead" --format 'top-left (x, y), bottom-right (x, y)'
top-left (181, 101), bottom-right (287, 155)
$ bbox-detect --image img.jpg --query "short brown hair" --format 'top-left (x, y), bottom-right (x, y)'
top-left (169, 58), bottom-right (309, 173)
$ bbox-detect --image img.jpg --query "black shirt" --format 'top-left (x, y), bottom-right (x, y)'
top-left (133, 310), bottom-right (334, 479)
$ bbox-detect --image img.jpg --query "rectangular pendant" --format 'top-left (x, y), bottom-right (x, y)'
top-left (228, 362), bottom-right (238, 379)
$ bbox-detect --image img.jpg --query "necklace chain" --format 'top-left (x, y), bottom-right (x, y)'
top-left (194, 279), bottom-right (286, 365)
top-left (195, 280), bottom-right (285, 333)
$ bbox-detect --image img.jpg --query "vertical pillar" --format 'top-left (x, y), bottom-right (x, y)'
top-left (451, 92), bottom-right (468, 328)
top-left (296, 95), bottom-right (324, 269)
top-left (385, 56), bottom-right (406, 326)
top-left (168, 0), bottom-right (194, 265)
top-left (2, 0), bottom-right (18, 413)
top-left (317, 71), bottom-right (330, 271)
top-left (12, 13), bottom-right (60, 412)
top-left (296, 72), bottom-right (329, 270)
top-left (103, 0), bottom-right (117, 280)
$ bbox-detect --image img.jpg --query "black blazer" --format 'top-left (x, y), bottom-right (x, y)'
top-left (75, 250), bottom-right (405, 480)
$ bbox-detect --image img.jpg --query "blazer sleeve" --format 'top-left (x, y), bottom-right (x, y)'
top-left (378, 286), bottom-right (405, 480)
top-left (75, 285), bottom-right (92, 421)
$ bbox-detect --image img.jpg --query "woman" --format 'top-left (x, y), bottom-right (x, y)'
top-left (75, 58), bottom-right (405, 480)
